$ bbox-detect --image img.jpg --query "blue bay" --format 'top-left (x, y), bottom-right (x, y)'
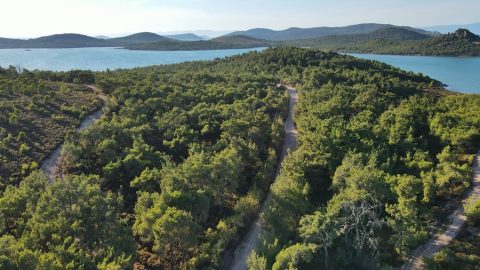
top-left (350, 53), bottom-right (480, 93)
top-left (0, 47), bottom-right (262, 72)
top-left (1, 48), bottom-right (479, 93)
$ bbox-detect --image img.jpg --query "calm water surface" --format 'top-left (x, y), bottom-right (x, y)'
top-left (0, 48), bottom-right (478, 93)
top-left (0, 47), bottom-right (263, 72)
top-left (350, 53), bottom-right (480, 93)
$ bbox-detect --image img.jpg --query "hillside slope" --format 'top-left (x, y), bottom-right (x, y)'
top-left (107, 32), bottom-right (174, 45)
top-left (289, 28), bottom-right (480, 56)
top-left (228, 23), bottom-right (434, 41)
top-left (126, 35), bottom-right (270, 51)
top-left (0, 34), bottom-right (111, 48)
top-left (0, 33), bottom-right (268, 50)
top-left (0, 68), bottom-right (101, 185)
top-left (286, 27), bottom-right (430, 48)
top-left (165, 33), bottom-right (206, 41)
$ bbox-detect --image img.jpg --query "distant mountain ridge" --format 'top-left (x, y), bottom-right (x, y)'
top-left (0, 24), bottom-right (436, 50)
top-left (287, 28), bottom-right (480, 56)
top-left (227, 23), bottom-right (435, 41)
top-left (0, 24), bottom-right (476, 55)
top-left (0, 32), bottom-right (198, 49)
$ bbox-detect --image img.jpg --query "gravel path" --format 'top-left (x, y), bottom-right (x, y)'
top-left (227, 86), bottom-right (298, 270)
top-left (401, 151), bottom-right (480, 270)
top-left (40, 85), bottom-right (107, 182)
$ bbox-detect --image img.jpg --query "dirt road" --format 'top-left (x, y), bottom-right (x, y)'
top-left (40, 85), bottom-right (107, 181)
top-left (401, 151), bottom-right (480, 269)
top-left (227, 86), bottom-right (299, 270)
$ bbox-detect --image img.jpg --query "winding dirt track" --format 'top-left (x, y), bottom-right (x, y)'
top-left (227, 86), bottom-right (298, 270)
top-left (401, 151), bottom-right (480, 270)
top-left (40, 85), bottom-right (107, 181)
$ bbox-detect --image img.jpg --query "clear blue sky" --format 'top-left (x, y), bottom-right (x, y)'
top-left (1, 0), bottom-right (479, 37)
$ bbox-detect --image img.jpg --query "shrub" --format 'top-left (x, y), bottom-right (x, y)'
top-left (17, 132), bottom-right (26, 142)
top-left (51, 114), bottom-right (68, 122)
top-left (464, 197), bottom-right (480, 225)
top-left (19, 143), bottom-right (30, 155)
top-left (8, 113), bottom-right (18, 125)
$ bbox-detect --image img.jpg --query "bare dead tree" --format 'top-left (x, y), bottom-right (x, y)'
top-left (15, 64), bottom-right (24, 74)
top-left (339, 197), bottom-right (385, 255)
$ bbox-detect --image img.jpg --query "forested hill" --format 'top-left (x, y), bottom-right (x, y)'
top-left (285, 27), bottom-right (430, 49)
top-left (0, 33), bottom-right (175, 49)
top-left (4, 47), bottom-right (480, 270)
top-left (0, 33), bottom-right (269, 50)
top-left (0, 23), bottom-right (434, 50)
top-left (227, 23), bottom-right (434, 41)
top-left (289, 28), bottom-right (480, 56)
top-left (124, 35), bottom-right (270, 50)
top-left (106, 32), bottom-right (175, 45)
top-left (0, 34), bottom-right (110, 48)
top-left (2, 25), bottom-right (478, 56)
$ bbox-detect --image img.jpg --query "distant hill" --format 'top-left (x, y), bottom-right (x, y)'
top-left (227, 23), bottom-right (434, 41)
top-left (126, 35), bottom-right (270, 51)
top-left (107, 32), bottom-right (173, 45)
top-left (0, 33), bottom-right (110, 49)
top-left (286, 27), bottom-right (430, 48)
top-left (288, 28), bottom-right (480, 56)
top-left (0, 32), bottom-right (177, 49)
top-left (165, 33), bottom-right (205, 41)
top-left (0, 38), bottom-right (24, 48)
top-left (0, 32), bottom-right (268, 50)
top-left (403, 28), bottom-right (480, 56)
top-left (361, 27), bottom-right (431, 40)
top-left (211, 35), bottom-right (270, 46)
top-left (0, 27), bottom-right (476, 55)
top-left (32, 34), bottom-right (109, 47)
top-left (422, 22), bottom-right (480, 35)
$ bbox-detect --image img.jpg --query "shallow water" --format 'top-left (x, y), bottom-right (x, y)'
top-left (0, 47), bottom-right (263, 72)
top-left (349, 53), bottom-right (480, 93)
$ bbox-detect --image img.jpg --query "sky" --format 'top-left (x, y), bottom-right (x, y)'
top-left (1, 0), bottom-right (479, 38)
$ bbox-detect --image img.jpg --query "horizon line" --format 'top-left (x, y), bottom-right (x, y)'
top-left (1, 21), bottom-right (479, 39)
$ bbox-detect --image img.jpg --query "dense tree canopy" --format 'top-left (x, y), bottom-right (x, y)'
top-left (0, 67), bottom-right (100, 186)
top-left (251, 49), bottom-right (480, 269)
top-left (1, 48), bottom-right (479, 269)
top-left (286, 28), bottom-right (480, 57)
top-left (0, 172), bottom-right (135, 269)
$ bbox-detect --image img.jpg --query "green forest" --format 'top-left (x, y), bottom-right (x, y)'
top-left (287, 28), bottom-right (480, 57)
top-left (0, 48), bottom-right (480, 270)
top-left (0, 67), bottom-right (101, 186)
top-left (125, 36), bottom-right (270, 51)
top-left (247, 49), bottom-right (480, 269)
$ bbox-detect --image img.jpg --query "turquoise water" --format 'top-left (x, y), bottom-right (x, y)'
top-left (1, 48), bottom-right (478, 93)
top-left (349, 53), bottom-right (480, 93)
top-left (0, 47), bottom-right (263, 72)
